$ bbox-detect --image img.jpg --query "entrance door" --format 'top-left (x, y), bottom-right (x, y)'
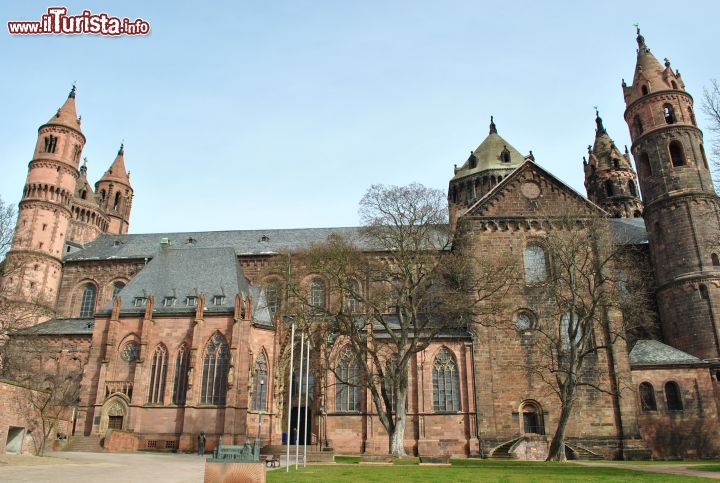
top-left (289, 408), bottom-right (312, 445)
top-left (108, 415), bottom-right (123, 430)
top-left (5, 427), bottom-right (25, 454)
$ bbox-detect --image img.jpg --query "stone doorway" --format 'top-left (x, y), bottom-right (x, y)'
top-left (99, 396), bottom-right (129, 433)
top-left (290, 407), bottom-right (312, 445)
top-left (5, 426), bottom-right (25, 454)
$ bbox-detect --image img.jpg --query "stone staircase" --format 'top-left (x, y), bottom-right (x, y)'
top-left (488, 438), bottom-right (520, 460)
top-left (65, 435), bottom-right (104, 452)
top-left (565, 444), bottom-right (604, 461)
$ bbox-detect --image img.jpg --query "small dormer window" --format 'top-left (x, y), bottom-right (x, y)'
top-left (500, 146), bottom-right (511, 163)
top-left (133, 297), bottom-right (147, 307)
top-left (641, 85), bottom-right (649, 96)
top-left (260, 235), bottom-right (270, 242)
top-left (186, 237), bottom-right (197, 245)
top-left (163, 296), bottom-right (176, 307)
top-left (213, 295), bottom-right (226, 306)
top-left (186, 296), bottom-right (198, 307)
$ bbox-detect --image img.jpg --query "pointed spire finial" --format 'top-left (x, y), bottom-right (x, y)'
top-left (594, 108), bottom-right (606, 136)
top-left (118, 142), bottom-right (124, 155)
top-left (489, 115), bottom-right (497, 134)
top-left (80, 156), bottom-right (88, 175)
top-left (664, 57), bottom-right (671, 68)
top-left (69, 82), bottom-right (76, 99)
top-left (635, 24), bottom-right (648, 52)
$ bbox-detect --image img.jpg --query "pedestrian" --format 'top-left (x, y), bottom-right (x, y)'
top-left (198, 432), bottom-right (206, 456)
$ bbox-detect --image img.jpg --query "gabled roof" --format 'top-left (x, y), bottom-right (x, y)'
top-left (464, 160), bottom-right (607, 218)
top-left (630, 340), bottom-right (707, 368)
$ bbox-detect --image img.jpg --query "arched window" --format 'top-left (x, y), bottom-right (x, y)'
top-left (524, 245), bottom-right (547, 283)
top-left (172, 345), bottom-right (189, 405)
top-left (147, 345), bottom-right (168, 404)
top-left (637, 152), bottom-right (652, 178)
top-left (521, 401), bottom-right (545, 434)
top-left (560, 312), bottom-right (583, 351)
top-left (252, 353), bottom-right (268, 411)
top-left (113, 192), bottom-right (120, 211)
top-left (641, 85), bottom-right (649, 96)
top-left (665, 381), bottom-right (683, 411)
top-left (700, 144), bottom-right (709, 169)
top-left (310, 279), bottom-right (326, 311)
top-left (347, 280), bottom-right (360, 314)
top-left (432, 348), bottom-right (460, 412)
top-left (201, 334), bottom-right (229, 405)
top-left (663, 104), bottom-right (676, 124)
top-left (689, 106), bottom-right (697, 125)
top-left (700, 284), bottom-right (709, 300)
top-left (265, 283), bottom-right (280, 317)
top-left (335, 347), bottom-right (360, 412)
top-left (669, 141), bottom-right (685, 167)
top-left (112, 282), bottom-right (125, 299)
top-left (79, 284), bottom-right (97, 318)
top-left (712, 253), bottom-right (720, 267)
top-left (500, 146), bottom-right (511, 163)
top-left (628, 180), bottom-right (638, 197)
top-left (671, 80), bottom-right (678, 90)
top-left (639, 382), bottom-right (657, 411)
top-left (633, 115), bottom-right (644, 137)
top-left (605, 180), bottom-right (614, 196)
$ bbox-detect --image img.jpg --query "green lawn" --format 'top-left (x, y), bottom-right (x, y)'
top-left (267, 462), bottom-right (711, 482)
top-left (690, 464), bottom-right (720, 472)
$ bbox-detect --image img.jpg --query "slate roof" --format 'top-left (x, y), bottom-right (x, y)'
top-left (64, 227), bottom-right (374, 262)
top-left (629, 339), bottom-right (707, 367)
top-left (608, 217), bottom-right (648, 245)
top-left (16, 318), bottom-right (94, 336)
top-left (100, 246), bottom-right (272, 326)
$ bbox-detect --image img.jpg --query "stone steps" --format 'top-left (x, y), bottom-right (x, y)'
top-left (65, 435), bottom-right (104, 452)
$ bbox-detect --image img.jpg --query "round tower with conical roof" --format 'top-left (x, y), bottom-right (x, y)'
top-left (95, 144), bottom-right (133, 235)
top-left (3, 86), bottom-right (85, 312)
top-left (623, 29), bottom-right (720, 360)
top-left (583, 111), bottom-right (643, 218)
top-left (448, 117), bottom-right (531, 230)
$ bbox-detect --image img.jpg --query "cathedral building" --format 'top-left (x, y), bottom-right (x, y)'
top-left (2, 31), bottom-right (720, 459)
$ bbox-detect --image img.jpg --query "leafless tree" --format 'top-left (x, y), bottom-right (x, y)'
top-left (509, 211), bottom-right (654, 461)
top-left (0, 335), bottom-right (83, 455)
top-left (270, 183), bottom-right (515, 457)
top-left (702, 79), bottom-right (720, 187)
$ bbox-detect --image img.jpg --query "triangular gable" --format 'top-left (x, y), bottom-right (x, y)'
top-left (463, 160), bottom-right (608, 218)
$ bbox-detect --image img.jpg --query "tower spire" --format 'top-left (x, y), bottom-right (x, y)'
top-left (489, 116), bottom-right (497, 134)
top-left (594, 108), bottom-right (607, 137)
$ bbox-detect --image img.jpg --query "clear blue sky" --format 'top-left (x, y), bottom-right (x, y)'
top-left (2, 1), bottom-right (719, 233)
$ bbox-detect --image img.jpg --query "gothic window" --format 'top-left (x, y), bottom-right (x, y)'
top-left (265, 283), bottom-right (280, 317)
top-left (523, 245), bottom-right (547, 283)
top-left (521, 401), bottom-right (544, 434)
top-left (663, 104), bottom-right (676, 124)
top-left (252, 353), bottom-right (268, 411)
top-left (712, 253), bottom-right (720, 267)
top-left (112, 282), bottom-right (125, 299)
top-left (669, 141), bottom-right (686, 167)
top-left (310, 279), bottom-right (326, 311)
top-left (605, 180), bottom-right (614, 197)
top-left (79, 284), bottom-right (97, 318)
top-left (637, 152), bottom-right (651, 178)
top-left (121, 341), bottom-right (140, 362)
top-left (335, 347), bottom-right (360, 413)
top-left (664, 381), bottom-right (683, 411)
top-left (172, 345), bottom-right (189, 405)
top-left (113, 192), bottom-right (120, 211)
top-left (639, 382), bottom-right (657, 411)
top-left (147, 345), bottom-right (168, 404)
top-left (633, 115), bottom-right (644, 137)
top-left (347, 279), bottom-right (360, 314)
top-left (201, 334), bottom-right (229, 405)
top-left (433, 348), bottom-right (459, 412)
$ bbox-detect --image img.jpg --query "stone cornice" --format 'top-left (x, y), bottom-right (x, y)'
top-left (28, 159), bottom-right (79, 178)
top-left (19, 198), bottom-right (72, 217)
top-left (6, 248), bottom-right (63, 266)
top-left (643, 190), bottom-right (720, 213)
top-left (631, 123), bottom-right (703, 151)
top-left (624, 89), bottom-right (694, 115)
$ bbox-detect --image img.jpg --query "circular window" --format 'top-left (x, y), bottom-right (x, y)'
top-left (121, 341), bottom-right (140, 362)
top-left (520, 181), bottom-right (541, 199)
top-left (516, 313), bottom-right (533, 331)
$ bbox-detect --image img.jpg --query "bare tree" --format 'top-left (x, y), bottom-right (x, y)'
top-left (702, 79), bottom-right (720, 187)
top-left (271, 183), bottom-right (515, 457)
top-left (0, 335), bottom-right (83, 455)
top-left (510, 211), bottom-right (653, 461)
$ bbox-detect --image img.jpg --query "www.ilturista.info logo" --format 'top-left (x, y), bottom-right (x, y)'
top-left (8, 7), bottom-right (150, 36)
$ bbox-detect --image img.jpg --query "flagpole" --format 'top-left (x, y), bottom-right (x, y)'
top-left (285, 322), bottom-right (295, 472)
top-left (295, 332), bottom-right (305, 470)
top-left (303, 335), bottom-right (311, 467)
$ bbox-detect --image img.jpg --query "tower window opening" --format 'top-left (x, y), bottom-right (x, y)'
top-left (711, 253), bottom-right (719, 267)
top-left (501, 146), bottom-right (511, 163)
top-left (700, 284), bottom-right (709, 300)
top-left (605, 180), bottom-right (614, 197)
top-left (628, 180), bottom-right (637, 197)
top-left (669, 141), bottom-right (686, 167)
top-left (689, 106), bottom-right (697, 126)
top-left (700, 144), bottom-right (709, 169)
top-left (671, 80), bottom-right (678, 90)
top-left (44, 135), bottom-right (58, 153)
top-left (113, 192), bottom-right (120, 211)
top-left (613, 159), bottom-right (620, 169)
top-left (638, 152), bottom-right (652, 177)
top-left (633, 115), bottom-right (644, 136)
top-left (641, 85), bottom-right (649, 96)
top-left (663, 104), bottom-right (676, 124)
